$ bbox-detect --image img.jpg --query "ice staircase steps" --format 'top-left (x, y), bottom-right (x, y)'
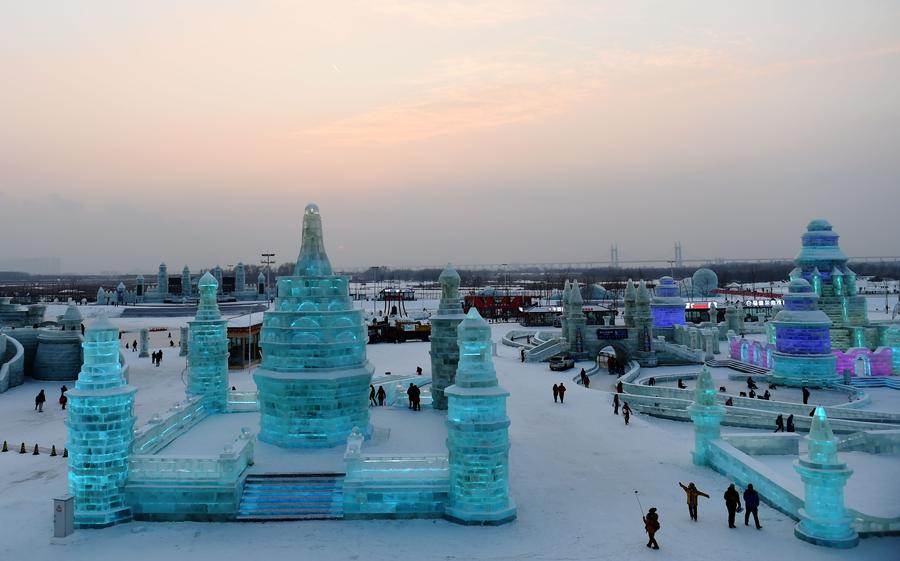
top-left (236, 473), bottom-right (345, 521)
top-left (706, 359), bottom-right (770, 376)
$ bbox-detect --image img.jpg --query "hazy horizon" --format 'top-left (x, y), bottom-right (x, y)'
top-left (2, 2), bottom-right (899, 274)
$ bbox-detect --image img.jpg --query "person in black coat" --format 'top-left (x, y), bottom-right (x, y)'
top-left (406, 383), bottom-right (416, 409)
top-left (802, 386), bottom-right (810, 405)
top-left (612, 393), bottom-right (620, 415)
top-left (369, 385), bottom-right (377, 406)
top-left (724, 484), bottom-right (742, 528)
top-left (774, 414), bottom-right (784, 433)
top-left (743, 484), bottom-right (762, 529)
top-left (552, 384), bottom-right (559, 403)
top-left (557, 383), bottom-right (566, 404)
top-left (677, 378), bottom-right (687, 389)
top-left (376, 385), bottom-right (386, 406)
top-left (412, 385), bottom-right (421, 411)
top-left (786, 414), bottom-right (795, 432)
top-left (616, 380), bottom-right (624, 394)
top-left (622, 402), bottom-right (632, 425)
top-left (35, 390), bottom-right (46, 412)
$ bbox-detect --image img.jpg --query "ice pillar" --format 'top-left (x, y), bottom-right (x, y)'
top-left (187, 272), bottom-right (229, 410)
top-left (65, 316), bottom-right (136, 528)
top-left (138, 328), bottom-right (149, 358)
top-left (430, 264), bottom-right (466, 410)
top-left (793, 407), bottom-right (858, 548)
top-left (688, 365), bottom-right (725, 466)
top-left (179, 326), bottom-right (189, 357)
top-left (181, 266), bottom-right (191, 298)
top-left (445, 308), bottom-right (516, 525)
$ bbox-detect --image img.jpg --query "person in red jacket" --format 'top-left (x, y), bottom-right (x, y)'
top-left (643, 507), bottom-right (660, 549)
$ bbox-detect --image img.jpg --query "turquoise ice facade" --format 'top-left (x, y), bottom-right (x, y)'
top-left (445, 308), bottom-right (516, 525)
top-left (187, 272), bottom-right (229, 410)
top-left (770, 279), bottom-right (836, 388)
top-left (66, 316), bottom-right (137, 528)
top-left (254, 204), bottom-right (373, 447)
top-left (794, 407), bottom-right (858, 548)
top-left (688, 365), bottom-right (725, 466)
top-left (430, 264), bottom-right (466, 411)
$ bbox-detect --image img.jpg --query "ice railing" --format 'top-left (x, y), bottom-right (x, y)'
top-left (129, 429), bottom-right (254, 483)
top-left (344, 428), bottom-right (449, 480)
top-left (0, 334), bottom-right (25, 393)
top-left (226, 389), bottom-right (259, 412)
top-left (132, 395), bottom-right (213, 455)
top-left (501, 330), bottom-right (536, 348)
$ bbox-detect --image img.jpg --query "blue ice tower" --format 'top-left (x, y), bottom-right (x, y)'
top-left (688, 365), bottom-right (725, 466)
top-left (66, 315), bottom-right (137, 528)
top-left (770, 279), bottom-right (836, 388)
top-left (430, 264), bottom-right (466, 411)
top-left (444, 308), bottom-right (516, 525)
top-left (187, 272), bottom-right (229, 410)
top-left (651, 276), bottom-right (686, 328)
top-left (794, 407), bottom-right (858, 548)
top-left (254, 204), bottom-right (373, 447)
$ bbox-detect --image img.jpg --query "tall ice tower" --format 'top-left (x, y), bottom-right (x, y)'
top-left (254, 204), bottom-right (373, 447)
top-left (187, 272), bottom-right (229, 410)
top-left (430, 264), bottom-right (466, 411)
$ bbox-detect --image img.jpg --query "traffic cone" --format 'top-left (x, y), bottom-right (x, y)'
top-left (1, 440), bottom-right (7, 452)
top-left (19, 442), bottom-right (26, 454)
top-left (50, 445), bottom-right (57, 457)
top-left (63, 448), bottom-right (69, 458)
top-left (33, 444), bottom-right (40, 455)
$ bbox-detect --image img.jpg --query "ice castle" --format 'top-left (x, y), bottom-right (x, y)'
top-left (254, 204), bottom-right (374, 447)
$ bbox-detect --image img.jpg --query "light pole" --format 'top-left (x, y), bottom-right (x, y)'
top-left (261, 252), bottom-right (275, 302)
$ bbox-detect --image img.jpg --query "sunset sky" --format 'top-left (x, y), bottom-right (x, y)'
top-left (2, 1), bottom-right (899, 273)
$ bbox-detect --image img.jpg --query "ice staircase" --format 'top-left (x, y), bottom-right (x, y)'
top-left (525, 337), bottom-right (567, 362)
top-left (706, 358), bottom-right (770, 376)
top-left (236, 473), bottom-right (345, 521)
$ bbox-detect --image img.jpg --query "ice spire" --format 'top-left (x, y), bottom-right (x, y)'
top-left (195, 272), bottom-right (221, 321)
top-left (293, 203), bottom-right (333, 277)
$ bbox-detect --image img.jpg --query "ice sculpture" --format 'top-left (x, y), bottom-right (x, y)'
top-left (770, 279), bottom-right (836, 388)
top-left (135, 274), bottom-right (145, 302)
top-left (562, 280), bottom-right (586, 355)
top-left (623, 279), bottom-right (636, 327)
top-left (139, 328), bottom-right (149, 357)
top-left (651, 276), bottom-right (686, 328)
top-left (254, 204), bottom-right (373, 447)
top-left (157, 263), bottom-right (168, 298)
top-left (430, 264), bottom-right (466, 410)
top-left (235, 262), bottom-right (246, 292)
top-left (179, 326), bottom-right (189, 356)
top-left (445, 308), bottom-right (516, 525)
top-left (181, 266), bottom-right (192, 298)
top-left (66, 315), bottom-right (136, 528)
top-left (793, 407), bottom-right (858, 548)
top-left (187, 272), bottom-right (229, 410)
top-left (688, 365), bottom-right (725, 466)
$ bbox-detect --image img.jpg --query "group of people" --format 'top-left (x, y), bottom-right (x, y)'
top-left (34, 385), bottom-right (68, 412)
top-left (605, 354), bottom-right (625, 375)
top-left (611, 393), bottom-right (632, 424)
top-left (368, 385), bottom-right (387, 406)
top-left (406, 383), bottom-right (422, 411)
top-left (551, 383), bottom-right (567, 403)
top-left (643, 481), bottom-right (764, 549)
top-left (151, 349), bottom-right (164, 367)
top-left (774, 413), bottom-right (796, 432)
top-left (578, 368), bottom-right (590, 387)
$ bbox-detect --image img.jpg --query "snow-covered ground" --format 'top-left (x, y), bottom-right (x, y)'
top-left (0, 311), bottom-right (898, 561)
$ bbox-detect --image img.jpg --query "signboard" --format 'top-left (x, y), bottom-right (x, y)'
top-left (596, 328), bottom-right (629, 340)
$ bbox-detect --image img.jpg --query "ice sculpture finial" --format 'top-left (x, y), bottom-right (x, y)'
top-left (694, 365), bottom-right (717, 406)
top-left (807, 406), bottom-right (838, 464)
top-left (293, 203), bottom-right (333, 277)
top-left (570, 281), bottom-right (583, 305)
top-left (196, 272), bottom-right (221, 321)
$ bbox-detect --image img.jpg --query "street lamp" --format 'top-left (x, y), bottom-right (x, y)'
top-left (261, 252), bottom-right (275, 302)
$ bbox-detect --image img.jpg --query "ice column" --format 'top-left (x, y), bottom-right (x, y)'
top-left (179, 326), bottom-right (189, 356)
top-left (182, 266), bottom-right (192, 298)
top-left (254, 204), bottom-right (373, 447)
top-left (688, 365), bottom-right (725, 466)
top-left (793, 407), bottom-right (858, 548)
top-left (157, 263), bottom-right (168, 298)
top-left (187, 272), bottom-right (229, 410)
top-left (430, 264), bottom-right (466, 410)
top-left (445, 308), bottom-right (516, 525)
top-left (138, 328), bottom-right (149, 358)
top-left (66, 316), bottom-right (136, 528)
top-left (235, 262), bottom-right (246, 292)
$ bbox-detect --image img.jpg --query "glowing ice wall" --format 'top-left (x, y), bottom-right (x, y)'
top-left (66, 315), bottom-right (137, 528)
top-left (793, 408), bottom-right (858, 548)
top-left (771, 279), bottom-right (836, 388)
top-left (651, 276), bottom-right (686, 328)
top-left (430, 264), bottom-right (466, 410)
top-left (187, 272), bottom-right (229, 410)
top-left (445, 308), bottom-right (516, 525)
top-left (254, 204), bottom-right (373, 447)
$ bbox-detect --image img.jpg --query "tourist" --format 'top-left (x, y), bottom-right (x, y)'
top-left (612, 393), bottom-right (620, 415)
top-left (59, 385), bottom-right (68, 410)
top-left (677, 378), bottom-right (686, 389)
top-left (552, 383), bottom-right (559, 403)
top-left (168, 332), bottom-right (172, 339)
top-left (679, 482), bottom-right (709, 521)
top-left (169, 339), bottom-right (174, 347)
top-left (622, 402), bottom-right (632, 425)
top-left (520, 348), bottom-right (526, 363)
top-left (802, 386), bottom-right (810, 405)
top-left (719, 386), bottom-right (727, 392)
top-left (762, 390), bottom-right (771, 400)
top-left (35, 389), bottom-right (46, 413)
top-left (157, 350), bottom-right (163, 366)
top-left (416, 366), bottom-right (422, 376)
top-left (648, 377), bottom-right (656, 387)
top-left (746, 377), bottom-right (757, 390)
top-left (412, 385), bottom-right (421, 411)
top-left (724, 397), bottom-right (733, 406)
top-left (406, 383), bottom-right (416, 409)
top-left (369, 385), bottom-right (377, 406)
top-left (643, 507), bottom-right (660, 549)
top-left (557, 383), bottom-right (566, 404)
top-left (743, 484), bottom-right (762, 529)
top-left (786, 414), bottom-right (795, 432)
top-left (616, 380), bottom-right (624, 394)
top-left (723, 484), bottom-right (742, 528)
top-left (132, 339), bottom-right (137, 352)
top-left (773, 414), bottom-right (784, 432)
top-left (749, 389), bottom-right (756, 399)
top-left (376, 385), bottom-right (386, 406)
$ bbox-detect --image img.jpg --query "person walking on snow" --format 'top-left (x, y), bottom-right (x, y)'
top-left (376, 385), bottom-right (386, 406)
top-left (679, 482), bottom-right (710, 521)
top-left (774, 414), bottom-right (785, 433)
top-left (743, 484), bottom-right (762, 529)
top-left (552, 384), bottom-right (559, 403)
top-left (643, 507), bottom-right (660, 549)
top-left (59, 385), bottom-right (68, 410)
top-left (557, 383), bottom-right (566, 404)
top-left (622, 402), bottom-right (632, 425)
top-left (520, 348), bottom-right (526, 363)
top-left (369, 385), bottom-right (377, 406)
top-left (406, 383), bottom-right (416, 409)
top-left (802, 386), bottom-right (810, 405)
top-left (612, 393), bottom-right (620, 415)
top-left (35, 389), bottom-right (46, 412)
top-left (724, 484), bottom-right (742, 528)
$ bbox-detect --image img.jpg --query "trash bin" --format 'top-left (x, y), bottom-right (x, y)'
top-left (53, 495), bottom-right (74, 537)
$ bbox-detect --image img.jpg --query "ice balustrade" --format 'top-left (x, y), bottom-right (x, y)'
top-left (129, 431), bottom-right (254, 483)
top-left (226, 389), bottom-right (260, 412)
top-left (132, 396), bottom-right (212, 455)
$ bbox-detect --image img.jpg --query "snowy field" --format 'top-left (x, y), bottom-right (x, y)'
top-left (0, 307), bottom-right (898, 561)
